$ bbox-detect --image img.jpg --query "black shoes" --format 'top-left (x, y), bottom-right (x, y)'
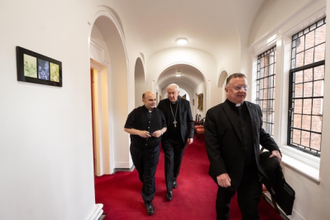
top-left (166, 190), bottom-right (173, 201)
top-left (173, 181), bottom-right (177, 189)
top-left (166, 181), bottom-right (176, 201)
top-left (144, 201), bottom-right (154, 215)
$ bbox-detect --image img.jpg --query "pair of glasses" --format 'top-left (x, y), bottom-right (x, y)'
top-left (232, 86), bottom-right (248, 91)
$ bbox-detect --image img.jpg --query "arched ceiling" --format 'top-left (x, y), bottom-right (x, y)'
top-left (113, 0), bottom-right (265, 59)
top-left (158, 64), bottom-right (204, 90)
top-left (99, 0), bottom-right (266, 88)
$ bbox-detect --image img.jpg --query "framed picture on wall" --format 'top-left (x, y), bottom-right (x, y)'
top-left (16, 46), bottom-right (62, 87)
top-left (197, 93), bottom-right (203, 110)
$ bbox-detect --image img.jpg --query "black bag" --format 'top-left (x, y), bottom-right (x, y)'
top-left (275, 180), bottom-right (295, 215)
top-left (260, 151), bottom-right (295, 215)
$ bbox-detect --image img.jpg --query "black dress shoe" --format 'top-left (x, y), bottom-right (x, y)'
top-left (144, 201), bottom-right (154, 215)
top-left (173, 181), bottom-right (177, 189)
top-left (166, 191), bottom-right (173, 201)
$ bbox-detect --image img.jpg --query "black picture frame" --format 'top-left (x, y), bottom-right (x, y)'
top-left (16, 46), bottom-right (62, 87)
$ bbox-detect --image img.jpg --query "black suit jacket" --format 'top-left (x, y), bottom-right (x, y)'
top-left (204, 100), bottom-right (280, 191)
top-left (157, 97), bottom-right (194, 146)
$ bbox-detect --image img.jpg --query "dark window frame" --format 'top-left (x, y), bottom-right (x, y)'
top-left (256, 46), bottom-right (276, 136)
top-left (287, 17), bottom-right (326, 157)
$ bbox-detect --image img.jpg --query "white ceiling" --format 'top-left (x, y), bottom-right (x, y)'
top-left (106, 0), bottom-right (266, 88)
top-left (156, 64), bottom-right (204, 90)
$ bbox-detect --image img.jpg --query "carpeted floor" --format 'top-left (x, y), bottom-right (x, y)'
top-left (95, 135), bottom-right (285, 219)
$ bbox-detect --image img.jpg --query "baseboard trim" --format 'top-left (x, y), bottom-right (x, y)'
top-left (88, 203), bottom-right (103, 220)
top-left (114, 165), bottom-right (135, 173)
top-left (262, 193), bottom-right (290, 220)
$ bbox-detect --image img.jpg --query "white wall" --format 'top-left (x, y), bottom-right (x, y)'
top-left (0, 0), bottom-right (98, 219)
top-left (248, 0), bottom-right (330, 219)
top-left (147, 48), bottom-right (217, 111)
top-left (134, 57), bottom-right (146, 108)
top-left (88, 6), bottom-right (132, 171)
top-left (1, 0), bottom-right (330, 219)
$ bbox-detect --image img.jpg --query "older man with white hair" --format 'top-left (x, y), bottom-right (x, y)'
top-left (157, 83), bottom-right (194, 201)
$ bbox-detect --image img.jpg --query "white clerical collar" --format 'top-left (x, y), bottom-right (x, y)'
top-left (236, 103), bottom-right (243, 107)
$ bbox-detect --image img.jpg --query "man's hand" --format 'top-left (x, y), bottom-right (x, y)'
top-left (151, 130), bottom-right (162, 138)
top-left (187, 138), bottom-right (194, 145)
top-left (139, 130), bottom-right (151, 138)
top-left (216, 173), bottom-right (231, 188)
top-left (270, 150), bottom-right (282, 161)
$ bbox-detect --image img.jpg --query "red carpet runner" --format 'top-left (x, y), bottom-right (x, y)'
top-left (94, 136), bottom-right (283, 220)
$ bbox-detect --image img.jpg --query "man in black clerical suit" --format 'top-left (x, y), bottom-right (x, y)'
top-left (157, 83), bottom-right (194, 201)
top-left (204, 73), bottom-right (282, 220)
top-left (124, 91), bottom-right (167, 215)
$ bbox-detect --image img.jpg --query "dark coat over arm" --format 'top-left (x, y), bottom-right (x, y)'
top-left (204, 100), bottom-right (280, 191)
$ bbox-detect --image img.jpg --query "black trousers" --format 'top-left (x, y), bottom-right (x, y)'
top-left (130, 145), bottom-right (160, 202)
top-left (162, 139), bottom-right (185, 192)
top-left (216, 171), bottom-right (262, 220)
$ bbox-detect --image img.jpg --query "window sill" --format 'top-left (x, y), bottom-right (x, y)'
top-left (280, 145), bottom-right (320, 183)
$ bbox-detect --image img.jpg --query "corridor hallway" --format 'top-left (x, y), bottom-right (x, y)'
top-left (94, 136), bottom-right (284, 220)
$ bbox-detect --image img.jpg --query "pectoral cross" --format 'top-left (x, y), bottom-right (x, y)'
top-left (173, 120), bottom-right (177, 128)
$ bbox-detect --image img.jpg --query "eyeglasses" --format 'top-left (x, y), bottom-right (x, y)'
top-left (231, 85), bottom-right (248, 91)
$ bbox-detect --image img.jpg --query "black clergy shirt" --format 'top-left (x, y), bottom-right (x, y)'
top-left (124, 106), bottom-right (166, 149)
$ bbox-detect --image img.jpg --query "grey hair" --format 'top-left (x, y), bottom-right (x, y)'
top-left (166, 83), bottom-right (180, 91)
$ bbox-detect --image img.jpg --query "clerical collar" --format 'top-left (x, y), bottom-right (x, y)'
top-left (226, 99), bottom-right (244, 108)
top-left (170, 98), bottom-right (179, 105)
top-left (144, 105), bottom-right (154, 112)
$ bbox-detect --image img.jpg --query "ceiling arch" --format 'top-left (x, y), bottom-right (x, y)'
top-left (157, 64), bottom-right (205, 91)
top-left (111, 0), bottom-right (266, 61)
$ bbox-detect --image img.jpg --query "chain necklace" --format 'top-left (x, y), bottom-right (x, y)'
top-left (170, 100), bottom-right (179, 127)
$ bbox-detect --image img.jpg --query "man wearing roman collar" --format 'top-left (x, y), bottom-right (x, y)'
top-left (124, 91), bottom-right (167, 215)
top-left (157, 83), bottom-right (194, 201)
top-left (204, 73), bottom-right (282, 220)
